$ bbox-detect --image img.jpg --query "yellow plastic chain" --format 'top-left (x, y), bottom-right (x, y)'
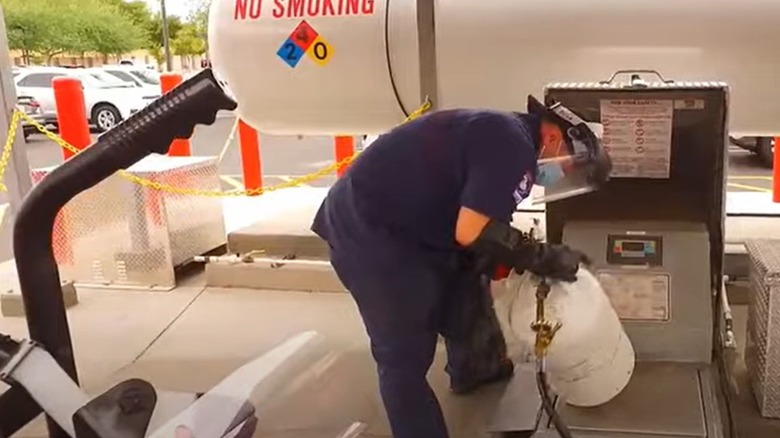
top-left (4, 97), bottom-right (433, 196)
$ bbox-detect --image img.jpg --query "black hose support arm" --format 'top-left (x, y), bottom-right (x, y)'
top-left (12, 69), bottom-right (236, 438)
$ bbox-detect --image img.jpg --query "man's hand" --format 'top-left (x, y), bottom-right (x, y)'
top-left (524, 244), bottom-right (591, 282)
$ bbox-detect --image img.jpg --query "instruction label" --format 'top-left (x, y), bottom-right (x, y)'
top-left (596, 270), bottom-right (671, 322)
top-left (599, 99), bottom-right (673, 178)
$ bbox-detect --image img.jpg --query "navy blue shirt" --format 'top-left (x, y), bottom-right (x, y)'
top-left (313, 109), bottom-right (540, 252)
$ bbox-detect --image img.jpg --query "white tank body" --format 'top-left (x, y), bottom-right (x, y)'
top-left (494, 269), bottom-right (635, 407)
top-left (209, 0), bottom-right (422, 135)
top-left (210, 0), bottom-right (780, 137)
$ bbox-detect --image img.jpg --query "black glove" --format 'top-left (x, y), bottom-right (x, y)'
top-left (520, 243), bottom-right (591, 282)
top-left (467, 220), bottom-right (590, 283)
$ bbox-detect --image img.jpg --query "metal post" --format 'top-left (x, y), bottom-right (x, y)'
top-left (0, 6), bottom-right (33, 262)
top-left (160, 0), bottom-right (173, 72)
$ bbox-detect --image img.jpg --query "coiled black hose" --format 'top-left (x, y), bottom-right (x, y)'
top-left (536, 368), bottom-right (574, 438)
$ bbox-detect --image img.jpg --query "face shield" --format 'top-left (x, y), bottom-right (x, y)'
top-left (527, 96), bottom-right (612, 204)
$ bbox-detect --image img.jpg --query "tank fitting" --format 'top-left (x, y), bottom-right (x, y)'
top-left (531, 278), bottom-right (573, 438)
top-left (530, 280), bottom-right (562, 358)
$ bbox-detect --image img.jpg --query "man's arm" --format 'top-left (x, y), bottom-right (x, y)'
top-left (454, 114), bottom-right (587, 282)
top-left (455, 206), bottom-right (491, 247)
top-left (456, 113), bottom-right (535, 247)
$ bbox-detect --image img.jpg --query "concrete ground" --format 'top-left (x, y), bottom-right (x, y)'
top-left (1, 265), bottom-right (779, 438)
top-left (0, 267), bottom-right (508, 438)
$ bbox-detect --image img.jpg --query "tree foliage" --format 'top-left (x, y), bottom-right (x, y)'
top-left (172, 23), bottom-right (206, 57)
top-left (188, 0), bottom-right (210, 41)
top-left (2, 0), bottom-right (209, 64)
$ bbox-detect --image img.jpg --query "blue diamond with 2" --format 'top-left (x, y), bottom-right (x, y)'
top-left (277, 38), bottom-right (305, 68)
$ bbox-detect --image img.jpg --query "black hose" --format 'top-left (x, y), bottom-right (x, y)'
top-left (13, 68), bottom-right (236, 438)
top-left (383, 0), bottom-right (410, 118)
top-left (536, 370), bottom-right (574, 438)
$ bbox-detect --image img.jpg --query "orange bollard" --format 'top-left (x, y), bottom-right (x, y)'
top-left (238, 120), bottom-right (262, 195)
top-left (774, 137), bottom-right (780, 203)
top-left (160, 73), bottom-right (192, 156)
top-left (53, 77), bottom-right (91, 161)
top-left (335, 136), bottom-right (355, 177)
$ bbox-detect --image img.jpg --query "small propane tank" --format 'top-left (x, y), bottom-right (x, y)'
top-left (493, 268), bottom-right (635, 407)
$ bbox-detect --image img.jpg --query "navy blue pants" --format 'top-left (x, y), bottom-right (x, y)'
top-left (327, 232), bottom-right (506, 438)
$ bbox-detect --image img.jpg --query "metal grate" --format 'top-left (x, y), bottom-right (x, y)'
top-left (30, 156), bottom-right (226, 290)
top-left (745, 239), bottom-right (780, 418)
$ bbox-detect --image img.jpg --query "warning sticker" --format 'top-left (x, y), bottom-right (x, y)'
top-left (596, 270), bottom-right (671, 322)
top-left (276, 20), bottom-right (333, 68)
top-left (600, 99), bottom-right (673, 178)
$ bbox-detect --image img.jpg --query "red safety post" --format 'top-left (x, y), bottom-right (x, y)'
top-left (50, 77), bottom-right (92, 266)
top-left (160, 73), bottom-right (192, 156)
top-left (335, 136), bottom-right (355, 177)
top-left (774, 137), bottom-right (780, 203)
top-left (238, 119), bottom-right (262, 195)
top-left (53, 77), bottom-right (91, 161)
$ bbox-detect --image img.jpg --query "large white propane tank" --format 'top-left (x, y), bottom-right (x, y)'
top-left (493, 269), bottom-right (635, 407)
top-left (210, 0), bottom-right (780, 137)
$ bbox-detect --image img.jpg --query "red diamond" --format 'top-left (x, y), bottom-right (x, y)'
top-left (290, 20), bottom-right (319, 51)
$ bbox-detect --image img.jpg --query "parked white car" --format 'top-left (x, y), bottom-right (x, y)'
top-left (87, 67), bottom-right (162, 97)
top-left (14, 67), bottom-right (156, 132)
top-left (98, 66), bottom-right (162, 95)
top-left (118, 59), bottom-right (157, 71)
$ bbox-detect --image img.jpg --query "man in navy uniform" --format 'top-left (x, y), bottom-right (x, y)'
top-left (311, 96), bottom-right (611, 438)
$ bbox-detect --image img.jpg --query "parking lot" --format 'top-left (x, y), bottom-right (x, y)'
top-left (20, 115), bottom-right (775, 195)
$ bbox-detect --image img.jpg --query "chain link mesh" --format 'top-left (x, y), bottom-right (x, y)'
top-left (745, 239), bottom-right (780, 418)
top-left (31, 157), bottom-right (226, 290)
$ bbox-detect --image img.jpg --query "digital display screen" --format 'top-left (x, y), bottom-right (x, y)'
top-left (607, 234), bottom-right (663, 266)
top-left (621, 241), bottom-right (645, 252)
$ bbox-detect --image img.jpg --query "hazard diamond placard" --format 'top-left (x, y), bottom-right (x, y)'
top-left (277, 20), bottom-right (333, 68)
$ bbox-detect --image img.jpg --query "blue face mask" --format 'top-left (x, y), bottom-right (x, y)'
top-left (535, 162), bottom-right (565, 187)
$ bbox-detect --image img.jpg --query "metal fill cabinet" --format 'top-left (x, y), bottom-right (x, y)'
top-left (745, 239), bottom-right (780, 418)
top-left (30, 155), bottom-right (226, 290)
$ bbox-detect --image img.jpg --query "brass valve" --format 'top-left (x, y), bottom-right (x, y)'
top-left (530, 280), bottom-right (562, 358)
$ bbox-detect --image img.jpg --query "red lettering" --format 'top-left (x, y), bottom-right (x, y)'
top-left (260, 0), bottom-right (377, 18)
top-left (322, 0), bottom-right (336, 15)
top-left (307, 0), bottom-right (321, 16)
top-left (288, 0), bottom-right (305, 17)
top-left (346, 0), bottom-right (359, 15)
top-left (234, 0), bottom-right (262, 20)
top-left (361, 0), bottom-right (374, 14)
top-left (272, 0), bottom-right (284, 17)
top-left (249, 0), bottom-right (262, 18)
top-left (234, 0), bottom-right (248, 19)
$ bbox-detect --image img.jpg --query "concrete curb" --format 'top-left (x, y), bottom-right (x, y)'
top-left (215, 189), bottom-right (780, 289)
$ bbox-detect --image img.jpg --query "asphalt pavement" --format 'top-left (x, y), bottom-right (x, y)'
top-left (21, 115), bottom-right (774, 194)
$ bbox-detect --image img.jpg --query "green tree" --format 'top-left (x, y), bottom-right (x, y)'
top-left (4, 0), bottom-right (148, 64)
top-left (4, 0), bottom-right (85, 63)
top-left (98, 0), bottom-right (156, 49)
top-left (147, 14), bottom-right (183, 67)
top-left (77, 1), bottom-right (146, 61)
top-left (171, 22), bottom-right (205, 56)
top-left (188, 0), bottom-right (210, 38)
top-left (187, 0), bottom-right (211, 58)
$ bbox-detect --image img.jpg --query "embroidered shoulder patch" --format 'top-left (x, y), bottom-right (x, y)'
top-left (513, 170), bottom-right (534, 204)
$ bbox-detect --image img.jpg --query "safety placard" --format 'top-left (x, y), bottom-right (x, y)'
top-left (596, 270), bottom-right (671, 322)
top-left (599, 99), bottom-right (673, 178)
top-left (276, 20), bottom-right (333, 68)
